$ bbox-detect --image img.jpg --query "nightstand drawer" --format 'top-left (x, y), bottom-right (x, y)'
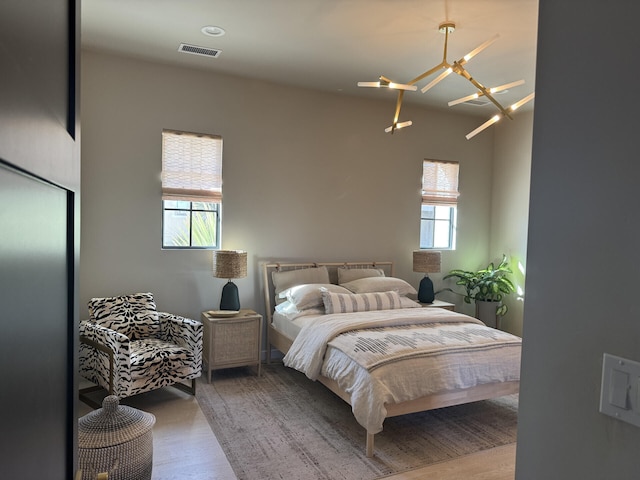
top-left (211, 317), bottom-right (260, 365)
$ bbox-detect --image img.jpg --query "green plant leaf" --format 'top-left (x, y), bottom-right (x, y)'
top-left (443, 254), bottom-right (515, 313)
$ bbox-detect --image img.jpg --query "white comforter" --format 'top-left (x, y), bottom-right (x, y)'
top-left (283, 307), bottom-right (521, 434)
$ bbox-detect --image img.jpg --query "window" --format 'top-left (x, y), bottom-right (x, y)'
top-left (419, 159), bottom-right (459, 249)
top-left (161, 129), bottom-right (222, 249)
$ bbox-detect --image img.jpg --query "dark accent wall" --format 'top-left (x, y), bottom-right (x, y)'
top-left (0, 1), bottom-right (80, 478)
top-left (516, 1), bottom-right (640, 478)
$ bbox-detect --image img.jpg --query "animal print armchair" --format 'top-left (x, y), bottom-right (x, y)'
top-left (79, 292), bottom-right (202, 407)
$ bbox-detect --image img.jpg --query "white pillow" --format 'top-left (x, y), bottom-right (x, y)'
top-left (279, 284), bottom-right (352, 310)
top-left (336, 267), bottom-right (385, 284)
top-left (272, 266), bottom-right (330, 296)
top-left (340, 276), bottom-right (417, 296)
top-left (399, 296), bottom-right (422, 308)
top-left (322, 290), bottom-right (404, 314)
top-left (275, 300), bottom-right (324, 321)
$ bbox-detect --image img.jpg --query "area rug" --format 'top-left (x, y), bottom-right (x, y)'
top-left (196, 364), bottom-right (518, 480)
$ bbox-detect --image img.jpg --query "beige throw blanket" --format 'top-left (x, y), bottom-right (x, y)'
top-left (284, 307), bottom-right (483, 380)
top-left (329, 322), bottom-right (522, 372)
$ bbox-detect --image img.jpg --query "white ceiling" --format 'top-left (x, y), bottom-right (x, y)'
top-left (81, 0), bottom-right (539, 118)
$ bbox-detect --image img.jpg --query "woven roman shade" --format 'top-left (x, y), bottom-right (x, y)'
top-left (422, 159), bottom-right (460, 207)
top-left (162, 129), bottom-right (222, 203)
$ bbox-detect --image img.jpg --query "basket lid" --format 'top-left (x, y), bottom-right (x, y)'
top-left (78, 396), bottom-right (156, 448)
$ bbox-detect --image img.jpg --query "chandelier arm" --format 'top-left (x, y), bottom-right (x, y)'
top-left (510, 92), bottom-right (535, 111)
top-left (357, 76), bottom-right (417, 91)
top-left (479, 89), bottom-right (513, 119)
top-left (392, 90), bottom-right (405, 125)
top-left (383, 90), bottom-right (406, 133)
top-left (449, 79), bottom-right (526, 106)
top-left (466, 114), bottom-right (502, 140)
top-left (421, 67), bottom-right (453, 93)
top-left (459, 34), bottom-right (500, 65)
top-left (407, 23), bottom-right (452, 87)
top-left (492, 79), bottom-right (526, 92)
top-left (454, 64), bottom-right (513, 119)
top-left (408, 61), bottom-right (449, 86)
top-left (442, 27), bottom-right (450, 62)
top-left (448, 92), bottom-right (481, 107)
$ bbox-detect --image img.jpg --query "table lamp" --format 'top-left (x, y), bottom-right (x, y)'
top-left (212, 250), bottom-right (247, 310)
top-left (413, 250), bottom-right (441, 303)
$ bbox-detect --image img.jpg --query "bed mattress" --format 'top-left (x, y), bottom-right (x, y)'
top-left (272, 306), bottom-right (323, 339)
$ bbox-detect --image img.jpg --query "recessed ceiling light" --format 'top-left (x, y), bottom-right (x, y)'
top-left (201, 25), bottom-right (225, 37)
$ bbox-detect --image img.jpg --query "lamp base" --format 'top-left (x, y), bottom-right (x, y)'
top-left (417, 276), bottom-right (435, 303)
top-left (220, 281), bottom-right (240, 311)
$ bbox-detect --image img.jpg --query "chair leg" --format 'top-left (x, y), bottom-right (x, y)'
top-left (79, 335), bottom-right (115, 409)
top-left (173, 378), bottom-right (197, 396)
top-left (79, 385), bottom-right (104, 409)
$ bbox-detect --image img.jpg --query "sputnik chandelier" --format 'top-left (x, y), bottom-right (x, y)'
top-left (358, 21), bottom-right (535, 139)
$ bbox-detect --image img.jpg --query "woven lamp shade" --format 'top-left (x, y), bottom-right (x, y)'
top-left (212, 250), bottom-right (247, 279)
top-left (413, 250), bottom-right (441, 273)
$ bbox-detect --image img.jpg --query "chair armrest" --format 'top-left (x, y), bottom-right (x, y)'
top-left (80, 321), bottom-right (130, 353)
top-left (159, 313), bottom-right (203, 365)
top-left (79, 321), bottom-right (132, 396)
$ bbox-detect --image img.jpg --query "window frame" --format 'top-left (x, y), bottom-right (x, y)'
top-left (162, 200), bottom-right (221, 250)
top-left (420, 204), bottom-right (457, 250)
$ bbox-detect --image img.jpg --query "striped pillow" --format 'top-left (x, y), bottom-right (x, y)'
top-left (322, 290), bottom-right (404, 314)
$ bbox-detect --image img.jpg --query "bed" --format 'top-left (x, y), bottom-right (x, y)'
top-left (262, 261), bottom-right (521, 457)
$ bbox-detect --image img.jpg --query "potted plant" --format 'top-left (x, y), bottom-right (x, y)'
top-left (442, 255), bottom-right (515, 325)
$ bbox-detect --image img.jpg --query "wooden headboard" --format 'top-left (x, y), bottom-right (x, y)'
top-left (261, 261), bottom-right (394, 326)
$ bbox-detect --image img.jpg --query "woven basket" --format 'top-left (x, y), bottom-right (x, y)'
top-left (78, 396), bottom-right (156, 480)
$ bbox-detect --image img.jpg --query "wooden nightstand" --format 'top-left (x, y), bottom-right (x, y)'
top-left (200, 309), bottom-right (263, 382)
top-left (419, 299), bottom-right (455, 311)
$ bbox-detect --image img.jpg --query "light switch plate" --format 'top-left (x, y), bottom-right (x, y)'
top-left (600, 353), bottom-right (640, 427)
top-left (609, 369), bottom-right (630, 409)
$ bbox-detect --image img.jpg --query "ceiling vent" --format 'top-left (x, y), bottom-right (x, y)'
top-left (464, 98), bottom-right (490, 106)
top-left (178, 43), bottom-right (222, 58)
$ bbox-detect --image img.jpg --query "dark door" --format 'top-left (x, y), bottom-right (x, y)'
top-left (0, 1), bottom-right (80, 478)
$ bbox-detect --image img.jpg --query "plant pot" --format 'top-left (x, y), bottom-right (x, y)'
top-left (475, 300), bottom-right (501, 329)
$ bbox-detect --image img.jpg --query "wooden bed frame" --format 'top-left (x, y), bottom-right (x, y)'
top-left (262, 261), bottom-right (520, 457)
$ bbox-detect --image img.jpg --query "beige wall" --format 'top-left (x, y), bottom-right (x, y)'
top-left (489, 111), bottom-right (534, 336)
top-left (80, 49), bottom-right (530, 339)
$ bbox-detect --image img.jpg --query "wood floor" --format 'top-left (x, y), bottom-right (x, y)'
top-left (78, 386), bottom-right (235, 479)
top-left (78, 385), bottom-right (516, 480)
top-left (381, 443), bottom-right (516, 480)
